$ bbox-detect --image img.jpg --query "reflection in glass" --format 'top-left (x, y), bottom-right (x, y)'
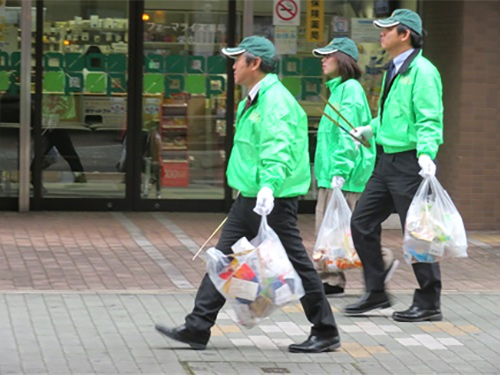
top-left (0, 2), bottom-right (24, 197)
top-left (37, 0), bottom-right (129, 198)
top-left (142, 2), bottom-right (229, 200)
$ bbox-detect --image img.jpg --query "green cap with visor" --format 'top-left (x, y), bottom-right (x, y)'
top-left (222, 36), bottom-right (276, 65)
top-left (312, 37), bottom-right (359, 61)
top-left (373, 9), bottom-right (423, 36)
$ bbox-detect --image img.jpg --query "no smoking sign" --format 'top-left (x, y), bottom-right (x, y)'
top-left (273, 0), bottom-right (300, 26)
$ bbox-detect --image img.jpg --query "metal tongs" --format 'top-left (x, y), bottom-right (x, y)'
top-left (318, 95), bottom-right (371, 148)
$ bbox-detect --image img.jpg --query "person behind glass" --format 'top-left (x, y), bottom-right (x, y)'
top-left (30, 45), bottom-right (101, 183)
top-left (37, 125), bottom-right (86, 183)
top-left (345, 9), bottom-right (444, 322)
top-left (155, 36), bottom-right (341, 353)
top-left (311, 37), bottom-right (399, 297)
top-left (16, 95), bottom-right (85, 183)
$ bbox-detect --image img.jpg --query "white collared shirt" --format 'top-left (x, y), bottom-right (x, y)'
top-left (393, 48), bottom-right (415, 73)
top-left (248, 78), bottom-right (264, 102)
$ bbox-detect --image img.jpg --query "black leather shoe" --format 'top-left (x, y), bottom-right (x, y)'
top-left (393, 306), bottom-right (442, 322)
top-left (288, 335), bottom-right (341, 353)
top-left (155, 323), bottom-right (208, 350)
top-left (344, 291), bottom-right (391, 314)
top-left (323, 284), bottom-right (345, 296)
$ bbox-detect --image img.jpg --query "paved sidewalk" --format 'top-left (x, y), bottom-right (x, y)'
top-left (0, 212), bottom-right (499, 374)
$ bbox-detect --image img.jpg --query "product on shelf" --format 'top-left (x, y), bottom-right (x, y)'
top-left (160, 93), bottom-right (190, 187)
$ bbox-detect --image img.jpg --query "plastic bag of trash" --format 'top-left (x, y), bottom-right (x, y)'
top-left (206, 216), bottom-right (305, 328)
top-left (312, 188), bottom-right (362, 272)
top-left (403, 175), bottom-right (468, 263)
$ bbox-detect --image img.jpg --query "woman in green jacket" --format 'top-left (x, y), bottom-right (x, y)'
top-left (312, 37), bottom-right (398, 295)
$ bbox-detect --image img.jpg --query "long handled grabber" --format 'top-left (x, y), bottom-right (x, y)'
top-left (318, 95), bottom-right (371, 148)
top-left (318, 109), bottom-right (371, 148)
top-left (192, 217), bottom-right (228, 261)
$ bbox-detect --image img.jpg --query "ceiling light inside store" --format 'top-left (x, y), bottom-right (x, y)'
top-left (142, 13), bottom-right (150, 21)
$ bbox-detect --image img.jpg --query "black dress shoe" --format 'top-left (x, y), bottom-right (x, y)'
top-left (393, 306), bottom-right (442, 322)
top-left (288, 335), bottom-right (341, 353)
top-left (155, 323), bottom-right (208, 350)
top-left (344, 291), bottom-right (391, 314)
top-left (323, 284), bottom-right (345, 296)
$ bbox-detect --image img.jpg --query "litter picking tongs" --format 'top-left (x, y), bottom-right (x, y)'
top-left (192, 216), bottom-right (228, 261)
top-left (318, 95), bottom-right (371, 149)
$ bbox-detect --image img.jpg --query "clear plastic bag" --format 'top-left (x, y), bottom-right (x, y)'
top-left (42, 146), bottom-right (61, 169)
top-left (312, 188), bottom-right (362, 271)
top-left (403, 175), bottom-right (468, 264)
top-left (206, 216), bottom-right (305, 329)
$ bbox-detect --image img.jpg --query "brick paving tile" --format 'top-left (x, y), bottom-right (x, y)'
top-left (0, 212), bottom-right (499, 293)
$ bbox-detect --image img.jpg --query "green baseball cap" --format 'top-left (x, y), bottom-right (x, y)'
top-left (373, 9), bottom-right (423, 36)
top-left (312, 37), bottom-right (359, 61)
top-left (221, 36), bottom-right (276, 65)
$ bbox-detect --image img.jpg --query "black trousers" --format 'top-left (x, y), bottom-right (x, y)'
top-left (351, 150), bottom-right (441, 310)
top-left (185, 195), bottom-right (338, 343)
top-left (31, 129), bottom-right (85, 173)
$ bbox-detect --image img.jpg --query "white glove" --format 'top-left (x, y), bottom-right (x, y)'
top-left (331, 176), bottom-right (345, 189)
top-left (350, 125), bottom-right (373, 149)
top-left (418, 154), bottom-right (436, 177)
top-left (253, 187), bottom-right (274, 216)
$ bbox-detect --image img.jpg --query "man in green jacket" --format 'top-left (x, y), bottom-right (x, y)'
top-left (344, 9), bottom-right (444, 322)
top-left (155, 36), bottom-right (340, 353)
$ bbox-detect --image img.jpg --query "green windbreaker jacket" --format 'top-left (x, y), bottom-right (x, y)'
top-left (226, 73), bottom-right (311, 198)
top-left (370, 49), bottom-right (443, 159)
top-left (314, 77), bottom-right (375, 193)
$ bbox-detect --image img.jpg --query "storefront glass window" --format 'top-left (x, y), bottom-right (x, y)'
top-left (142, 0), bottom-right (230, 200)
top-left (38, 0), bottom-right (129, 198)
top-left (0, 1), bottom-right (26, 197)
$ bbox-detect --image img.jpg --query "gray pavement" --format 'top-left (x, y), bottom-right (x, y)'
top-left (2, 291), bottom-right (500, 374)
top-left (0, 212), bottom-right (499, 374)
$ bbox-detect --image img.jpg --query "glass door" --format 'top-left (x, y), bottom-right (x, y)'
top-left (0, 1), bottom-right (26, 205)
top-left (34, 0), bottom-right (130, 202)
top-left (140, 0), bottom-right (230, 205)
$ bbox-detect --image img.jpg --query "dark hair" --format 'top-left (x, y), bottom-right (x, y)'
top-left (85, 45), bottom-right (102, 55)
top-left (244, 52), bottom-right (277, 74)
top-left (396, 24), bottom-right (424, 48)
top-left (331, 52), bottom-right (362, 82)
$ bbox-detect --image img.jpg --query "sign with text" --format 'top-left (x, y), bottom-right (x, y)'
top-left (83, 96), bottom-right (126, 126)
top-left (273, 0), bottom-right (300, 26)
top-left (275, 26), bottom-right (298, 55)
top-left (351, 18), bottom-right (381, 44)
top-left (306, 0), bottom-right (324, 43)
